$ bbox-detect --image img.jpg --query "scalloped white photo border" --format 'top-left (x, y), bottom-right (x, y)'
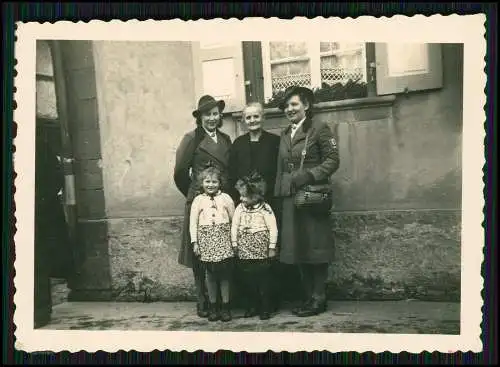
top-left (13, 15), bottom-right (486, 353)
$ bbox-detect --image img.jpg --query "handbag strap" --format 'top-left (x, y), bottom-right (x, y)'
top-left (299, 130), bottom-right (310, 171)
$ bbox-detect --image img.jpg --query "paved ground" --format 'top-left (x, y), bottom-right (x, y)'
top-left (40, 301), bottom-right (460, 334)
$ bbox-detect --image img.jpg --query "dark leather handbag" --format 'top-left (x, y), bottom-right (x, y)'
top-left (294, 131), bottom-right (333, 212)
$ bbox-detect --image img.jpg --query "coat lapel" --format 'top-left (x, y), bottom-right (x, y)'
top-left (282, 125), bottom-right (292, 151)
top-left (197, 132), bottom-right (230, 166)
top-left (292, 118), bottom-right (315, 150)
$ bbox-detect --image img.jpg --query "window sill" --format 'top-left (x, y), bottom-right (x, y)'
top-left (230, 95), bottom-right (396, 120)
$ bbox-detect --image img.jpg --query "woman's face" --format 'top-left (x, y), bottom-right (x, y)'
top-left (202, 174), bottom-right (220, 195)
top-left (243, 105), bottom-right (263, 132)
top-left (284, 95), bottom-right (308, 124)
top-left (201, 106), bottom-right (221, 132)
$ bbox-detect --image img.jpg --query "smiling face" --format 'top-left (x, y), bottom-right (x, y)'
top-left (243, 105), bottom-right (264, 132)
top-left (202, 174), bottom-right (220, 196)
top-left (284, 95), bottom-right (309, 124)
top-left (201, 106), bottom-right (221, 132)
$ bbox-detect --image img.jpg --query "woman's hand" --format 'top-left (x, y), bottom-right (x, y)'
top-left (268, 248), bottom-right (277, 258)
top-left (192, 242), bottom-right (200, 256)
top-left (291, 170), bottom-right (314, 189)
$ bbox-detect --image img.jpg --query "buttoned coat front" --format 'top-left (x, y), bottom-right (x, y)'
top-left (274, 118), bottom-right (340, 264)
top-left (174, 127), bottom-right (233, 267)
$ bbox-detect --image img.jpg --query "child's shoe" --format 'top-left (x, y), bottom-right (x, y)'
top-left (196, 299), bottom-right (209, 318)
top-left (244, 308), bottom-right (258, 318)
top-left (207, 303), bottom-right (220, 322)
top-left (220, 302), bottom-right (232, 322)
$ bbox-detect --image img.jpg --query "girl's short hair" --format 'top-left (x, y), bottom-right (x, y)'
top-left (235, 171), bottom-right (267, 199)
top-left (195, 165), bottom-right (226, 195)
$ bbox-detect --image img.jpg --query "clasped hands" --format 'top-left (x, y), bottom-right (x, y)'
top-left (291, 170), bottom-right (314, 190)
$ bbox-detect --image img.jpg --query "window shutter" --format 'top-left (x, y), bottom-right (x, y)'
top-left (375, 43), bottom-right (443, 95)
top-left (192, 41), bottom-right (246, 113)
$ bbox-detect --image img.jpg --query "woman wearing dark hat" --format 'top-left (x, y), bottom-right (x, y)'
top-left (274, 86), bottom-right (340, 317)
top-left (174, 95), bottom-right (233, 318)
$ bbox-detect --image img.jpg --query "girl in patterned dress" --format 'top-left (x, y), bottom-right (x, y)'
top-left (231, 172), bottom-right (278, 320)
top-left (190, 166), bottom-right (235, 322)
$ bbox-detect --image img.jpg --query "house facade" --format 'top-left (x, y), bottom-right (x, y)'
top-left (36, 40), bottom-right (463, 302)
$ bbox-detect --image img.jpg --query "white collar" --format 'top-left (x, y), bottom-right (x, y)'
top-left (203, 127), bottom-right (217, 138)
top-left (291, 117), bottom-right (306, 130)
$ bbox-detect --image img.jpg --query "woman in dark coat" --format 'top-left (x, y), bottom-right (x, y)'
top-left (229, 102), bottom-right (280, 209)
top-left (34, 124), bottom-right (71, 328)
top-left (174, 95), bottom-right (233, 318)
top-left (274, 86), bottom-right (340, 317)
top-left (228, 102), bottom-right (281, 312)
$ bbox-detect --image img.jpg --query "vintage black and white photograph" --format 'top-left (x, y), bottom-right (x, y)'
top-left (14, 16), bottom-right (485, 353)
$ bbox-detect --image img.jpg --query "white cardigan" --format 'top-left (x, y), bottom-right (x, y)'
top-left (231, 202), bottom-right (278, 249)
top-left (189, 191), bottom-right (235, 243)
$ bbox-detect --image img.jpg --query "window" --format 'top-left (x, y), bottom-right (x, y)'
top-left (374, 43), bottom-right (443, 95)
top-left (261, 42), bottom-right (367, 102)
top-left (36, 40), bottom-right (58, 120)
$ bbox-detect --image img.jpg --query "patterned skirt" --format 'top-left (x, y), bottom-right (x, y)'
top-left (237, 230), bottom-right (270, 260)
top-left (198, 222), bottom-right (234, 264)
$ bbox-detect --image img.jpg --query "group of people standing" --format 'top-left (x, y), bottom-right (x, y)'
top-left (174, 86), bottom-right (340, 322)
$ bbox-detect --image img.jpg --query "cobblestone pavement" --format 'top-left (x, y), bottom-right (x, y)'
top-left (40, 300), bottom-right (460, 334)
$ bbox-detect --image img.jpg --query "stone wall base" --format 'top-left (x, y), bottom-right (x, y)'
top-left (70, 210), bottom-right (461, 302)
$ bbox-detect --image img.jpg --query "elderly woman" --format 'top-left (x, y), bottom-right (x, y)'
top-left (229, 102), bottom-right (280, 210)
top-left (274, 86), bottom-right (340, 317)
top-left (174, 95), bottom-right (233, 318)
top-left (228, 102), bottom-right (281, 312)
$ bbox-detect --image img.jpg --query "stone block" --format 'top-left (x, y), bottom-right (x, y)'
top-left (73, 128), bottom-right (102, 160)
top-left (327, 210), bottom-right (461, 301)
top-left (74, 159), bottom-right (104, 191)
top-left (76, 189), bottom-right (106, 219)
top-left (61, 40), bottom-right (95, 71)
top-left (66, 67), bottom-right (97, 100)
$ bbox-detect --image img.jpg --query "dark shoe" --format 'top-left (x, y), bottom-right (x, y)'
top-left (296, 299), bottom-right (327, 317)
top-left (259, 311), bottom-right (271, 320)
top-left (292, 299), bottom-right (311, 315)
top-left (197, 300), bottom-right (209, 318)
top-left (244, 308), bottom-right (258, 318)
top-left (220, 303), bottom-right (232, 322)
top-left (207, 303), bottom-right (220, 322)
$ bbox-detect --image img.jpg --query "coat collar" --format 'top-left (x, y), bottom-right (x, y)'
top-left (244, 129), bottom-right (270, 143)
top-left (283, 118), bottom-right (314, 148)
top-left (197, 129), bottom-right (230, 166)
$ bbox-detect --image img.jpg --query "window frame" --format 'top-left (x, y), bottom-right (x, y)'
top-left (374, 43), bottom-right (444, 96)
top-left (261, 42), bottom-right (369, 102)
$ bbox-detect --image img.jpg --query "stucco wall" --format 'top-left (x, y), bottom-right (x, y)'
top-left (93, 41), bottom-right (196, 218)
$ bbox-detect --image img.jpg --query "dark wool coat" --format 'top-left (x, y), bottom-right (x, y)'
top-left (274, 118), bottom-right (340, 264)
top-left (228, 130), bottom-right (281, 204)
top-left (35, 135), bottom-right (72, 279)
top-left (174, 127), bottom-right (232, 268)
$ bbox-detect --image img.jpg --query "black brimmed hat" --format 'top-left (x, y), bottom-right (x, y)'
top-left (278, 86), bottom-right (315, 110)
top-left (192, 95), bottom-right (226, 118)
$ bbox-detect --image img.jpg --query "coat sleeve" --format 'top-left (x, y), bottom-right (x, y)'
top-left (227, 140), bottom-right (239, 197)
top-left (307, 123), bottom-right (340, 182)
top-left (189, 195), bottom-right (201, 243)
top-left (273, 136), bottom-right (285, 197)
top-left (263, 204), bottom-right (278, 249)
top-left (225, 193), bottom-right (236, 219)
top-left (174, 133), bottom-right (196, 197)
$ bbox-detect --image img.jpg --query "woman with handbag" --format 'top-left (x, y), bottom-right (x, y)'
top-left (274, 86), bottom-right (340, 317)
